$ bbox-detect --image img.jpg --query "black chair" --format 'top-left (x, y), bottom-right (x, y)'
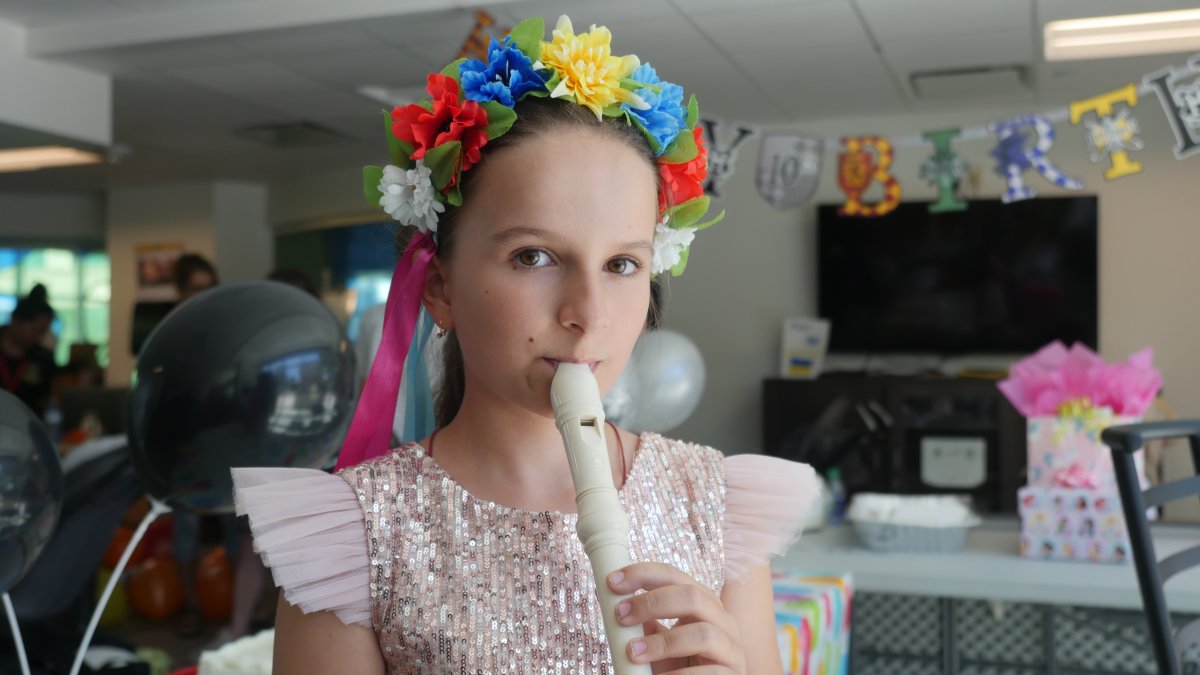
top-left (1102, 420), bottom-right (1200, 675)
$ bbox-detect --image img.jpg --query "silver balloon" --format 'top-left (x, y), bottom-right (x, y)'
top-left (611, 329), bottom-right (706, 433)
top-left (0, 391), bottom-right (63, 593)
top-left (129, 281), bottom-right (356, 513)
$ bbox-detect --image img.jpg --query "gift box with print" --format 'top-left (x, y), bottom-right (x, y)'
top-left (772, 571), bottom-right (853, 675)
top-left (999, 342), bottom-right (1161, 565)
top-left (1018, 484), bottom-right (1131, 563)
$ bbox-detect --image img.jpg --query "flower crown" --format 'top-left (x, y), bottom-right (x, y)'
top-left (362, 15), bottom-right (723, 276)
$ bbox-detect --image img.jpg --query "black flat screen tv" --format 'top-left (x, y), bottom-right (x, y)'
top-left (817, 196), bottom-right (1098, 354)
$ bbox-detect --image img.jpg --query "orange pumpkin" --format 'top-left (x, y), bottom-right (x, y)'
top-left (102, 527), bottom-right (148, 569)
top-left (196, 547), bottom-right (234, 621)
top-left (128, 558), bottom-right (184, 621)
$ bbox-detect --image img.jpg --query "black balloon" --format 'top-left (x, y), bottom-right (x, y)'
top-left (0, 391), bottom-right (63, 593)
top-left (129, 281), bottom-right (356, 513)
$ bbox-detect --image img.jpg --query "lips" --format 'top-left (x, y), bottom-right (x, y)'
top-left (544, 358), bottom-right (599, 372)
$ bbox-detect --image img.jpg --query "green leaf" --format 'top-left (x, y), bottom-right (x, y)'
top-left (480, 100), bottom-right (517, 139)
top-left (383, 111), bottom-right (413, 168)
top-left (529, 73), bottom-right (560, 98)
top-left (666, 196), bottom-right (710, 230)
top-left (693, 208), bottom-right (725, 231)
top-left (424, 141), bottom-right (462, 192)
top-left (685, 94), bottom-right (699, 129)
top-left (508, 17), bottom-right (544, 60)
top-left (669, 247), bottom-right (691, 277)
top-left (446, 183), bottom-right (463, 207)
top-left (661, 126), bottom-right (698, 164)
top-left (441, 58), bottom-right (466, 83)
top-left (362, 165), bottom-right (384, 206)
top-left (602, 104), bottom-right (627, 118)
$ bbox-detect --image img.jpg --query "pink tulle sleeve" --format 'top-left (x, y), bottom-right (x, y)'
top-left (722, 455), bottom-right (819, 583)
top-left (232, 467), bottom-right (372, 628)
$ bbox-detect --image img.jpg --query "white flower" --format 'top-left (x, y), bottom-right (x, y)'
top-left (378, 160), bottom-right (445, 233)
top-left (651, 219), bottom-right (696, 275)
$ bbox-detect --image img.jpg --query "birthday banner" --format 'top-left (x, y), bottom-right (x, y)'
top-left (711, 52), bottom-right (1200, 216)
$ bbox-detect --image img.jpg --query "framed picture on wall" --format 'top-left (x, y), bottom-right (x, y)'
top-left (135, 242), bottom-right (182, 300)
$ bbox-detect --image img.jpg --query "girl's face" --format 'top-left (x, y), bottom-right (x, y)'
top-left (429, 127), bottom-right (657, 419)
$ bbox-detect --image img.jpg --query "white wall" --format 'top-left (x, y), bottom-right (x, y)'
top-left (664, 100), bottom-right (1200, 456)
top-left (0, 192), bottom-right (104, 243)
top-left (213, 181), bottom-right (272, 282)
top-left (105, 183), bottom-right (215, 386)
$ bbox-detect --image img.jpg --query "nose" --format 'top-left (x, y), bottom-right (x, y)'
top-left (557, 268), bottom-right (610, 334)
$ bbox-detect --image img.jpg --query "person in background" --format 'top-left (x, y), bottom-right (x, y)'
top-left (173, 253), bottom-right (219, 303)
top-left (267, 268), bottom-right (319, 298)
top-left (167, 253), bottom-right (226, 638)
top-left (0, 284), bottom-right (59, 419)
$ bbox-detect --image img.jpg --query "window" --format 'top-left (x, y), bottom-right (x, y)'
top-left (0, 247), bottom-right (111, 367)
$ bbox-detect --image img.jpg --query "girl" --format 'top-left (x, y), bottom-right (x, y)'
top-left (234, 16), bottom-right (817, 674)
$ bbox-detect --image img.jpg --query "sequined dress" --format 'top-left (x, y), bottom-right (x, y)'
top-left (233, 432), bottom-right (816, 674)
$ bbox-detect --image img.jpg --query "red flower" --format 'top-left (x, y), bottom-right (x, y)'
top-left (657, 126), bottom-right (708, 213)
top-left (391, 74), bottom-right (490, 183)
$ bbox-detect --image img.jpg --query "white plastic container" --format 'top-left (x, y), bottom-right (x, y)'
top-left (847, 493), bottom-right (981, 553)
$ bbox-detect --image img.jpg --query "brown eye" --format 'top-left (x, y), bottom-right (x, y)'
top-left (606, 257), bottom-right (641, 276)
top-left (514, 249), bottom-right (549, 268)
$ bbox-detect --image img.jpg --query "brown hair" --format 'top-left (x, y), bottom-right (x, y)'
top-left (394, 97), bottom-right (662, 428)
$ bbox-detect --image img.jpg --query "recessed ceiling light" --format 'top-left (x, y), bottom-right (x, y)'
top-left (1045, 8), bottom-right (1200, 61)
top-left (0, 146), bottom-right (103, 173)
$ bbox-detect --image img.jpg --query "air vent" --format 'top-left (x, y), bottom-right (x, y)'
top-left (233, 121), bottom-right (347, 148)
top-left (910, 65), bottom-right (1028, 100)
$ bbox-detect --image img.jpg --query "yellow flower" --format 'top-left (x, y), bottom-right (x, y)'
top-left (537, 15), bottom-right (648, 120)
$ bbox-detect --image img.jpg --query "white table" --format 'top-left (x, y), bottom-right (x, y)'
top-left (778, 518), bottom-right (1200, 612)
top-left (777, 519), bottom-right (1200, 673)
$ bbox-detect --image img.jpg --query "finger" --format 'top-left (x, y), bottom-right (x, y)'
top-left (608, 562), bottom-right (717, 601)
top-left (628, 621), bottom-right (741, 668)
top-left (617, 584), bottom-right (736, 638)
top-left (656, 667), bottom-right (738, 675)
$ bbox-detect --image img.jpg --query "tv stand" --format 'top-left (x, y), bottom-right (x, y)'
top-left (763, 373), bottom-right (1025, 513)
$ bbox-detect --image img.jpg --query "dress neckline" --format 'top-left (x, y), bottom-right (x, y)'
top-left (406, 431), bottom-right (654, 519)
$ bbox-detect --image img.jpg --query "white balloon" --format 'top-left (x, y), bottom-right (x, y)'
top-left (613, 330), bottom-right (706, 433)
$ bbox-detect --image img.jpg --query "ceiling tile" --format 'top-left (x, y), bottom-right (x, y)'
top-left (858, 0), bottom-right (1032, 44)
top-left (494, 0), bottom-right (681, 26)
top-left (671, 0), bottom-right (834, 15)
top-left (170, 60), bottom-right (327, 96)
top-left (885, 28), bottom-right (1034, 75)
top-left (746, 45), bottom-right (908, 120)
top-left (278, 46), bottom-right (435, 89)
top-left (112, 75), bottom-right (279, 137)
top-left (1035, 0), bottom-right (1196, 23)
top-left (231, 23), bottom-right (388, 58)
top-left (690, 2), bottom-right (870, 55)
top-left (360, 7), bottom-right (502, 51)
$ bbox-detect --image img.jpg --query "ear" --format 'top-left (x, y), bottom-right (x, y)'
top-left (422, 255), bottom-right (453, 328)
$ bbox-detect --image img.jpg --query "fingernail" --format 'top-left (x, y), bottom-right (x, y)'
top-left (630, 639), bottom-right (646, 656)
top-left (609, 571), bottom-right (624, 586)
top-left (617, 601), bottom-right (631, 618)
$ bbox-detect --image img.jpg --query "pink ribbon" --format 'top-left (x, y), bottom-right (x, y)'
top-left (335, 232), bottom-right (437, 470)
top-left (1052, 462), bottom-right (1101, 490)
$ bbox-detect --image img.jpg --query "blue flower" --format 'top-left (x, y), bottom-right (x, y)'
top-left (622, 63), bottom-right (686, 156)
top-left (459, 36), bottom-right (546, 107)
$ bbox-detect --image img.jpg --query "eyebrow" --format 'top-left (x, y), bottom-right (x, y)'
top-left (491, 226), bottom-right (654, 255)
